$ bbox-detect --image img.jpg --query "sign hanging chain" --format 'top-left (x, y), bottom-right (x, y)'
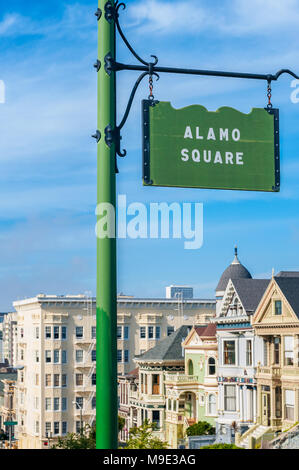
top-left (148, 74), bottom-right (154, 101)
top-left (267, 80), bottom-right (273, 109)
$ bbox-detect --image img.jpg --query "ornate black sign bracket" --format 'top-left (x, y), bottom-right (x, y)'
top-left (93, 0), bottom-right (299, 174)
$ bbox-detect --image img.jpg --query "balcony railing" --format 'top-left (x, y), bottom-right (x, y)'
top-left (164, 373), bottom-right (199, 384)
top-left (257, 365), bottom-right (281, 376)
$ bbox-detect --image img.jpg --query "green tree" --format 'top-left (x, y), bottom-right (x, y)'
top-left (124, 420), bottom-right (168, 449)
top-left (186, 421), bottom-right (215, 437)
top-left (52, 424), bottom-right (96, 449)
top-left (201, 443), bottom-right (243, 449)
top-left (118, 416), bottom-right (126, 433)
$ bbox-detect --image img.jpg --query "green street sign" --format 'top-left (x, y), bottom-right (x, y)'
top-left (4, 421), bottom-right (17, 426)
top-left (142, 101), bottom-right (280, 192)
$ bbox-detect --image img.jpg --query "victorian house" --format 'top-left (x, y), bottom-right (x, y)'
top-left (214, 248), bottom-right (270, 444)
top-left (252, 272), bottom-right (299, 434)
top-left (164, 323), bottom-right (218, 448)
top-left (127, 325), bottom-right (191, 444)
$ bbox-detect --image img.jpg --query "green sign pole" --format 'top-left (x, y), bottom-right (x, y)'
top-left (96, 0), bottom-right (118, 449)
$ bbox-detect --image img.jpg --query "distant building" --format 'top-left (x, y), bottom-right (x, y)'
top-left (13, 294), bottom-right (96, 449)
top-left (2, 313), bottom-right (18, 368)
top-left (166, 285), bottom-right (194, 300)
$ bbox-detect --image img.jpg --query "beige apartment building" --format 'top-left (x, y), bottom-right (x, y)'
top-left (12, 292), bottom-right (215, 448)
top-left (117, 296), bottom-right (216, 375)
top-left (13, 294), bottom-right (96, 449)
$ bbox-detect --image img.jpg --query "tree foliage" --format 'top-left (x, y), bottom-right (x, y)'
top-left (52, 424), bottom-right (96, 449)
top-left (118, 416), bottom-right (126, 432)
top-left (186, 421), bottom-right (215, 437)
top-left (124, 420), bottom-right (168, 449)
top-left (201, 443), bottom-right (243, 449)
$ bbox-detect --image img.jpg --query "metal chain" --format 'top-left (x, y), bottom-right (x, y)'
top-left (267, 81), bottom-right (273, 109)
top-left (148, 75), bottom-right (154, 101)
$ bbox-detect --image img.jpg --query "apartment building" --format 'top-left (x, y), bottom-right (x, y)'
top-left (13, 294), bottom-right (96, 449)
top-left (117, 296), bottom-right (215, 375)
top-left (2, 313), bottom-right (18, 367)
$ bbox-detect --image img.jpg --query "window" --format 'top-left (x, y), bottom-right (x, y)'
top-left (54, 350), bottom-right (60, 364)
top-left (92, 350), bottom-right (96, 362)
top-left (117, 326), bottom-right (122, 339)
top-left (35, 350), bottom-right (39, 363)
top-left (208, 357), bottom-right (216, 375)
top-left (188, 359), bottom-right (194, 375)
top-left (53, 422), bottom-right (59, 435)
top-left (274, 337), bottom-right (280, 365)
top-left (275, 300), bottom-right (282, 315)
top-left (275, 387), bottom-right (282, 418)
top-left (148, 326), bottom-right (154, 339)
top-left (54, 326), bottom-right (59, 339)
top-left (155, 326), bottom-right (160, 339)
top-left (76, 421), bottom-right (81, 433)
top-left (152, 374), bottom-right (160, 395)
top-left (124, 326), bottom-right (129, 340)
top-left (92, 373), bottom-right (96, 386)
top-left (91, 326), bottom-right (96, 339)
top-left (61, 326), bottom-right (67, 340)
top-left (284, 336), bottom-right (294, 366)
top-left (285, 390), bottom-right (295, 421)
top-left (54, 398), bottom-right (60, 411)
top-left (45, 422), bottom-right (51, 436)
top-left (35, 421), bottom-right (39, 434)
top-left (20, 328), bottom-right (24, 338)
top-left (208, 394), bottom-right (216, 415)
top-left (45, 374), bottom-right (51, 387)
top-left (223, 341), bottom-right (236, 365)
top-left (45, 326), bottom-right (51, 339)
top-left (62, 422), bottom-right (67, 434)
top-left (117, 350), bottom-right (122, 363)
top-left (20, 372), bottom-right (24, 383)
top-left (263, 340), bottom-right (268, 366)
top-left (140, 327), bottom-right (146, 339)
top-left (152, 410), bottom-right (160, 428)
top-left (76, 374), bottom-right (84, 386)
top-left (124, 350), bottom-right (129, 363)
top-left (75, 397), bottom-right (84, 409)
top-left (92, 396), bottom-right (96, 409)
top-left (76, 350), bottom-right (83, 363)
top-left (45, 350), bottom-right (51, 363)
top-left (34, 397), bottom-right (39, 410)
top-left (20, 349), bottom-right (24, 360)
top-left (246, 340), bottom-right (252, 366)
top-left (62, 350), bottom-right (67, 364)
top-left (62, 374), bottom-right (67, 388)
top-left (167, 326), bottom-right (174, 336)
top-left (224, 385), bottom-right (236, 411)
top-left (35, 327), bottom-right (39, 339)
top-left (45, 398), bottom-right (51, 411)
top-left (76, 327), bottom-right (83, 339)
top-left (54, 374), bottom-right (60, 387)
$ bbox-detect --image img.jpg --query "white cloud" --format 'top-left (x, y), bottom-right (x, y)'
top-left (129, 0), bottom-right (299, 37)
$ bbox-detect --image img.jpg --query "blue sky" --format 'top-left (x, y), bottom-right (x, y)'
top-left (0, 0), bottom-right (299, 310)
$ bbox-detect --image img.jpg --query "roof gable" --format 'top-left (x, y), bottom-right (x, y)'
top-left (253, 277), bottom-right (299, 325)
top-left (136, 325), bottom-right (192, 362)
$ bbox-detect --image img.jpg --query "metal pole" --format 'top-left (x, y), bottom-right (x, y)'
top-left (96, 0), bottom-right (118, 449)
